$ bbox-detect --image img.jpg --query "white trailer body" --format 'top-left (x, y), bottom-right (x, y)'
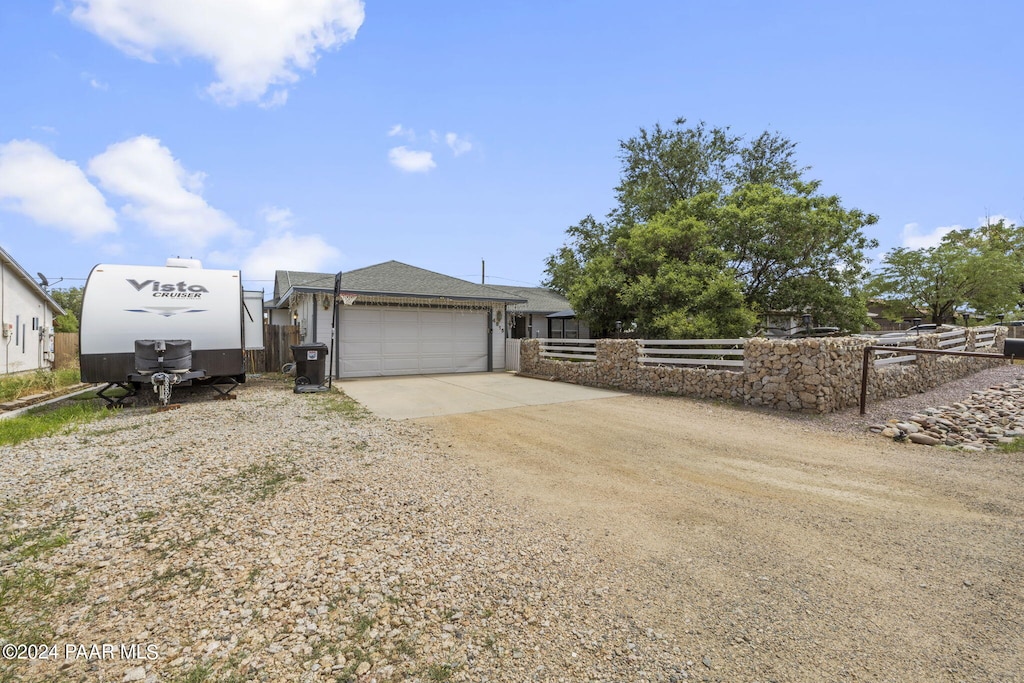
top-left (80, 262), bottom-right (260, 385)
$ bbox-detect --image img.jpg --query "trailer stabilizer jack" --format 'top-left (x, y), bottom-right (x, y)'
top-left (97, 382), bottom-right (136, 409)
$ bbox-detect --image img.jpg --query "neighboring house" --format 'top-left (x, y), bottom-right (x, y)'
top-left (0, 245), bottom-right (63, 374)
top-left (270, 261), bottom-right (526, 378)
top-left (487, 285), bottom-right (591, 339)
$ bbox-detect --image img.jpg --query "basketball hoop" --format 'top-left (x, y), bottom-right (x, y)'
top-left (338, 293), bottom-right (357, 305)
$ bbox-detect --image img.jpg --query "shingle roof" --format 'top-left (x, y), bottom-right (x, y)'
top-left (274, 261), bottom-right (526, 305)
top-left (487, 285), bottom-right (572, 314)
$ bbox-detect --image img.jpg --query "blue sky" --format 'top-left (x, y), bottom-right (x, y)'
top-left (1, 1), bottom-right (1021, 295)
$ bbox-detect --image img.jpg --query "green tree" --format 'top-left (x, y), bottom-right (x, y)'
top-left (53, 311), bottom-right (79, 333)
top-left (49, 287), bottom-right (83, 333)
top-left (49, 287), bottom-right (83, 321)
top-left (565, 200), bottom-right (756, 338)
top-left (545, 118), bottom-right (878, 335)
top-left (869, 220), bottom-right (1024, 323)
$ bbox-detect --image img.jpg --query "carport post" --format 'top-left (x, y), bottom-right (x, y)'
top-left (487, 308), bottom-right (493, 371)
top-left (860, 345), bottom-right (871, 415)
top-left (329, 271), bottom-right (342, 387)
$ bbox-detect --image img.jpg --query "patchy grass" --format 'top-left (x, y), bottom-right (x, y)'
top-left (171, 664), bottom-right (213, 683)
top-left (0, 368), bottom-right (81, 402)
top-left (0, 399), bottom-right (112, 446)
top-left (0, 510), bottom-right (88, 680)
top-left (218, 458), bottom-right (306, 502)
top-left (318, 390), bottom-right (368, 420)
top-left (426, 662), bottom-right (462, 682)
top-left (997, 437), bottom-right (1024, 453)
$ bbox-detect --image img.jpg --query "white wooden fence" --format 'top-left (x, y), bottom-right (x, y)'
top-left (539, 338), bottom-right (597, 361)
top-left (505, 338), bottom-right (521, 372)
top-left (937, 328), bottom-right (968, 351)
top-left (975, 326), bottom-right (997, 349)
top-left (872, 334), bottom-right (918, 367)
top-left (639, 338), bottom-right (745, 370)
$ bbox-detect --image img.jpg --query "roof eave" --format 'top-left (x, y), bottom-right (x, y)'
top-left (0, 246), bottom-right (65, 315)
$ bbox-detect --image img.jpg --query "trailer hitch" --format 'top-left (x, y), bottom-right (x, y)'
top-left (150, 372), bottom-right (181, 406)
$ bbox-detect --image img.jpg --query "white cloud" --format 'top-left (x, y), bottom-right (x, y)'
top-left (81, 72), bottom-right (109, 90)
top-left (445, 132), bottom-right (472, 156)
top-left (388, 146), bottom-right (435, 173)
top-left (241, 232), bottom-right (341, 282)
top-left (387, 124), bottom-right (415, 141)
top-left (0, 139), bottom-right (117, 238)
top-left (88, 135), bottom-right (239, 248)
top-left (900, 222), bottom-right (958, 250)
top-left (66, 0), bottom-right (365, 106)
top-left (261, 205), bottom-right (295, 230)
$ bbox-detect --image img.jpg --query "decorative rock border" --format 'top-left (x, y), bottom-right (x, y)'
top-left (870, 380), bottom-right (1024, 450)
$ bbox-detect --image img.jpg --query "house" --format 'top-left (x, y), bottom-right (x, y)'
top-left (0, 245), bottom-right (64, 374)
top-left (486, 285), bottom-right (591, 339)
top-left (270, 261), bottom-right (526, 378)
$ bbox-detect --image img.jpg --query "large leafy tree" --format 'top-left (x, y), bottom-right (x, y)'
top-left (869, 220), bottom-right (1024, 323)
top-left (545, 118), bottom-right (878, 336)
top-left (565, 199), bottom-right (756, 338)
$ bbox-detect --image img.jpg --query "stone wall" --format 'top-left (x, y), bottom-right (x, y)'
top-left (519, 328), bottom-right (1008, 414)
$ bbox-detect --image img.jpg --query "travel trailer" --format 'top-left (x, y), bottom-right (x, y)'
top-left (80, 258), bottom-right (263, 405)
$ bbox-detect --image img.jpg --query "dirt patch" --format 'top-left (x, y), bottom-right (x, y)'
top-left (420, 394), bottom-right (1024, 681)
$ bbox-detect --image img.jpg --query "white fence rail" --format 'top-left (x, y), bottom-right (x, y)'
top-left (975, 326), bottom-right (997, 349)
top-left (639, 338), bottom-right (745, 370)
top-left (505, 338), bottom-right (521, 372)
top-left (872, 334), bottom-right (918, 367)
top-left (937, 328), bottom-right (968, 351)
top-left (539, 338), bottom-right (597, 361)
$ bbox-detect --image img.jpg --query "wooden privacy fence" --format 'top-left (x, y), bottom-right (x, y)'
top-left (246, 324), bottom-right (300, 373)
top-left (639, 338), bottom-right (745, 370)
top-left (53, 332), bottom-right (79, 369)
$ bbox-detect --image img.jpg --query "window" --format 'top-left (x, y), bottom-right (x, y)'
top-left (548, 318), bottom-right (578, 339)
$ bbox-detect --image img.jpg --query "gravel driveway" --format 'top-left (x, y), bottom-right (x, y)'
top-left (2, 374), bottom-right (1022, 682)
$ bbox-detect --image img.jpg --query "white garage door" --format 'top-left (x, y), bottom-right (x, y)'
top-left (337, 306), bottom-right (488, 378)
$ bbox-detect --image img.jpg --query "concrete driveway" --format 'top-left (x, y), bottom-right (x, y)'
top-left (336, 372), bottom-right (623, 419)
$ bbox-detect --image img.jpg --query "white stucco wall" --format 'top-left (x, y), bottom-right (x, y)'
top-left (1, 263), bottom-right (57, 374)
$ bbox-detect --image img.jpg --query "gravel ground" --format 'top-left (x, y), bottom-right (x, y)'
top-left (2, 372), bottom-right (1023, 682)
top-left (1, 378), bottom-right (683, 683)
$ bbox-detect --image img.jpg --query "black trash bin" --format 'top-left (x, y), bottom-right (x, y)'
top-left (290, 343), bottom-right (330, 393)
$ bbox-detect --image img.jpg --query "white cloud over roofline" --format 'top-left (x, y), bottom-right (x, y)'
top-left (241, 232), bottom-right (341, 283)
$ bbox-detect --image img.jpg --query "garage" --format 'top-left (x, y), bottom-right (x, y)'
top-left (337, 306), bottom-right (488, 378)
top-left (270, 261), bottom-right (527, 379)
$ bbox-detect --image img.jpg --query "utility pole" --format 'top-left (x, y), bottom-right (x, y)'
top-left (481, 259), bottom-right (485, 285)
